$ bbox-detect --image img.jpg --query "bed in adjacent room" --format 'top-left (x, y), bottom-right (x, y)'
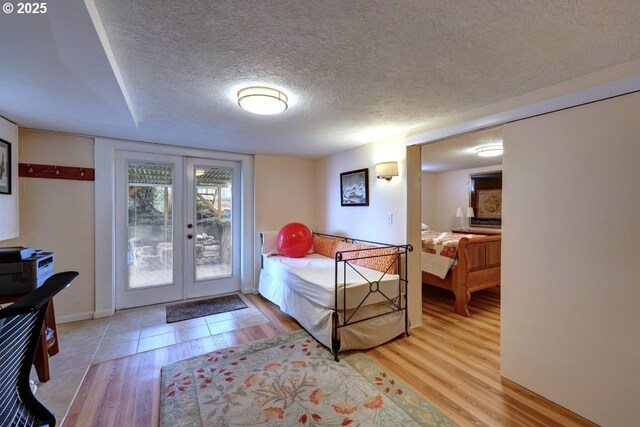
top-left (421, 230), bottom-right (501, 316)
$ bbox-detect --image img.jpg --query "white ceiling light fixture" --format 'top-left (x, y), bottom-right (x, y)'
top-left (475, 143), bottom-right (503, 157)
top-left (237, 86), bottom-right (288, 115)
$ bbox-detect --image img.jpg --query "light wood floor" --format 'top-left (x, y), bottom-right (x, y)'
top-left (64, 287), bottom-right (597, 426)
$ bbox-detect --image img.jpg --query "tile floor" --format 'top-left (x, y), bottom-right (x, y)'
top-left (33, 293), bottom-right (268, 426)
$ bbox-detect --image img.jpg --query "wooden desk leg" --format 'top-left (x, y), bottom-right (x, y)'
top-left (33, 322), bottom-right (50, 382)
top-left (46, 301), bottom-right (59, 356)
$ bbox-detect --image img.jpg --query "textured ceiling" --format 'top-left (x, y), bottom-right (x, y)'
top-left (2, 1), bottom-right (640, 158)
top-left (421, 126), bottom-right (502, 172)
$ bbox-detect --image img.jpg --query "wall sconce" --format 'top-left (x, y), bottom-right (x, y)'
top-left (375, 162), bottom-right (398, 181)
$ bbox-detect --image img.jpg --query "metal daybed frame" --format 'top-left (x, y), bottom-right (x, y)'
top-left (260, 231), bottom-right (413, 361)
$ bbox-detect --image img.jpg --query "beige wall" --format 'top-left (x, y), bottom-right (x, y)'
top-left (0, 117), bottom-right (19, 240)
top-left (314, 135), bottom-right (422, 326)
top-left (254, 154), bottom-right (316, 286)
top-left (315, 135), bottom-right (406, 244)
top-left (502, 92), bottom-right (640, 426)
top-left (4, 129), bottom-right (95, 320)
top-left (254, 155), bottom-right (316, 232)
top-left (420, 172), bottom-right (437, 230)
top-left (422, 165), bottom-right (502, 232)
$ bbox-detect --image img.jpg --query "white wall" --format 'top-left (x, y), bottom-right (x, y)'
top-left (421, 165), bottom-right (501, 232)
top-left (254, 155), bottom-right (316, 287)
top-left (0, 117), bottom-right (19, 241)
top-left (3, 129), bottom-right (95, 321)
top-left (315, 135), bottom-right (422, 326)
top-left (502, 92), bottom-right (640, 426)
top-left (315, 136), bottom-right (406, 244)
top-left (420, 172), bottom-right (436, 229)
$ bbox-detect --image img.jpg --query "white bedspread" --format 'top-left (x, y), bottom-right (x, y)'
top-left (262, 253), bottom-right (399, 309)
top-left (258, 253), bottom-right (405, 351)
top-left (420, 252), bottom-right (454, 279)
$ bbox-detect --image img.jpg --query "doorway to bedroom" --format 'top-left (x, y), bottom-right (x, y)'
top-left (114, 151), bottom-right (241, 310)
top-left (419, 125), bottom-right (503, 317)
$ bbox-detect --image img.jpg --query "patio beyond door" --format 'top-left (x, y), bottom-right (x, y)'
top-left (115, 152), bottom-right (240, 309)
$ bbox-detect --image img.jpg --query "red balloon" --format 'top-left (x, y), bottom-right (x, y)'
top-left (277, 223), bottom-right (313, 258)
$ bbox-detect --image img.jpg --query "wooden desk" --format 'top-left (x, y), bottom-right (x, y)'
top-left (0, 293), bottom-right (59, 382)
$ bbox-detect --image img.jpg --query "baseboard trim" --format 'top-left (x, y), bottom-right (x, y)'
top-left (56, 312), bottom-right (95, 324)
top-left (94, 308), bottom-right (115, 319)
top-left (241, 287), bottom-right (257, 294)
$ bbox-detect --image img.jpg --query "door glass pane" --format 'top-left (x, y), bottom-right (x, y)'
top-left (127, 161), bottom-right (174, 288)
top-left (194, 166), bottom-right (233, 281)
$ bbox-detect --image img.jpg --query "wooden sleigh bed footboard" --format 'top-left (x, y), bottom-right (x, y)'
top-left (422, 235), bottom-right (501, 317)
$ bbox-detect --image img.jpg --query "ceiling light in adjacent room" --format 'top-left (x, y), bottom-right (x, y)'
top-left (475, 143), bottom-right (503, 157)
top-left (237, 86), bottom-right (288, 115)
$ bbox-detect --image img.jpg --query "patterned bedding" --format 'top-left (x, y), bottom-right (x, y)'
top-left (420, 231), bottom-right (467, 260)
top-left (420, 231), bottom-right (479, 279)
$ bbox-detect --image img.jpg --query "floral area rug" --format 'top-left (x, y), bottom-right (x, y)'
top-left (160, 330), bottom-right (456, 426)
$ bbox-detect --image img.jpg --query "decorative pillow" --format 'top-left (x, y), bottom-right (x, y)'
top-left (421, 223), bottom-right (429, 231)
top-left (313, 236), bottom-right (340, 258)
top-left (354, 245), bottom-right (399, 273)
top-left (334, 241), bottom-right (362, 260)
top-left (261, 231), bottom-right (279, 256)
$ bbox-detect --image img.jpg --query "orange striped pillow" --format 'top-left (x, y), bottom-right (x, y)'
top-left (313, 236), bottom-right (340, 258)
top-left (354, 245), bottom-right (399, 273)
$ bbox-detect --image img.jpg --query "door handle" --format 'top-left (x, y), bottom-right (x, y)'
top-left (187, 233), bottom-right (193, 239)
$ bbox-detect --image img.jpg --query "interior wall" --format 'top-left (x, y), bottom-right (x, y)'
top-left (0, 117), bottom-right (19, 241)
top-left (420, 172), bottom-right (436, 229)
top-left (3, 129), bottom-right (95, 321)
top-left (314, 135), bottom-right (421, 326)
top-left (502, 92), bottom-right (640, 426)
top-left (315, 135), bottom-right (406, 244)
top-left (424, 165), bottom-right (501, 232)
top-left (254, 154), bottom-right (316, 288)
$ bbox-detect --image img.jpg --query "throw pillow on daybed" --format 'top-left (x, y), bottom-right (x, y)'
top-left (313, 235), bottom-right (340, 258)
top-left (334, 241), bottom-right (363, 260)
top-left (353, 245), bottom-right (399, 274)
top-left (261, 231), bottom-right (280, 256)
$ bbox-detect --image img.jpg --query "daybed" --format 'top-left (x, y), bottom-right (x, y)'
top-left (421, 230), bottom-right (501, 317)
top-left (259, 232), bottom-right (412, 360)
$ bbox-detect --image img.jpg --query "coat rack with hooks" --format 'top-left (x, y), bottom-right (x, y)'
top-left (18, 163), bottom-right (95, 181)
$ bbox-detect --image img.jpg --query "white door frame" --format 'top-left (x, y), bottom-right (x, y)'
top-left (94, 138), bottom-right (254, 318)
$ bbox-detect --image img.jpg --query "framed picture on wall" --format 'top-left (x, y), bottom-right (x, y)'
top-left (340, 168), bottom-right (369, 206)
top-left (469, 171), bottom-right (502, 227)
top-left (0, 138), bottom-right (11, 195)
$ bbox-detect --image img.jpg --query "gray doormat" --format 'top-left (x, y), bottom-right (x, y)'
top-left (166, 294), bottom-right (247, 323)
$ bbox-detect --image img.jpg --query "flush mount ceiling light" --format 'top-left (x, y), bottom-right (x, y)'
top-left (475, 143), bottom-right (503, 157)
top-left (237, 86), bottom-right (288, 115)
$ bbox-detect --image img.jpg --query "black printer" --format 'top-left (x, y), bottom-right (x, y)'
top-left (0, 247), bottom-right (54, 296)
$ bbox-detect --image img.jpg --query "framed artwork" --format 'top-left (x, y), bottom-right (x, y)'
top-left (469, 171), bottom-right (502, 227)
top-left (476, 189), bottom-right (502, 220)
top-left (340, 168), bottom-right (369, 206)
top-left (0, 138), bottom-right (10, 195)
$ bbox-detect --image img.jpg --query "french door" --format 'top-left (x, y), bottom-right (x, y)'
top-left (185, 158), bottom-right (240, 298)
top-left (115, 151), bottom-right (240, 309)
